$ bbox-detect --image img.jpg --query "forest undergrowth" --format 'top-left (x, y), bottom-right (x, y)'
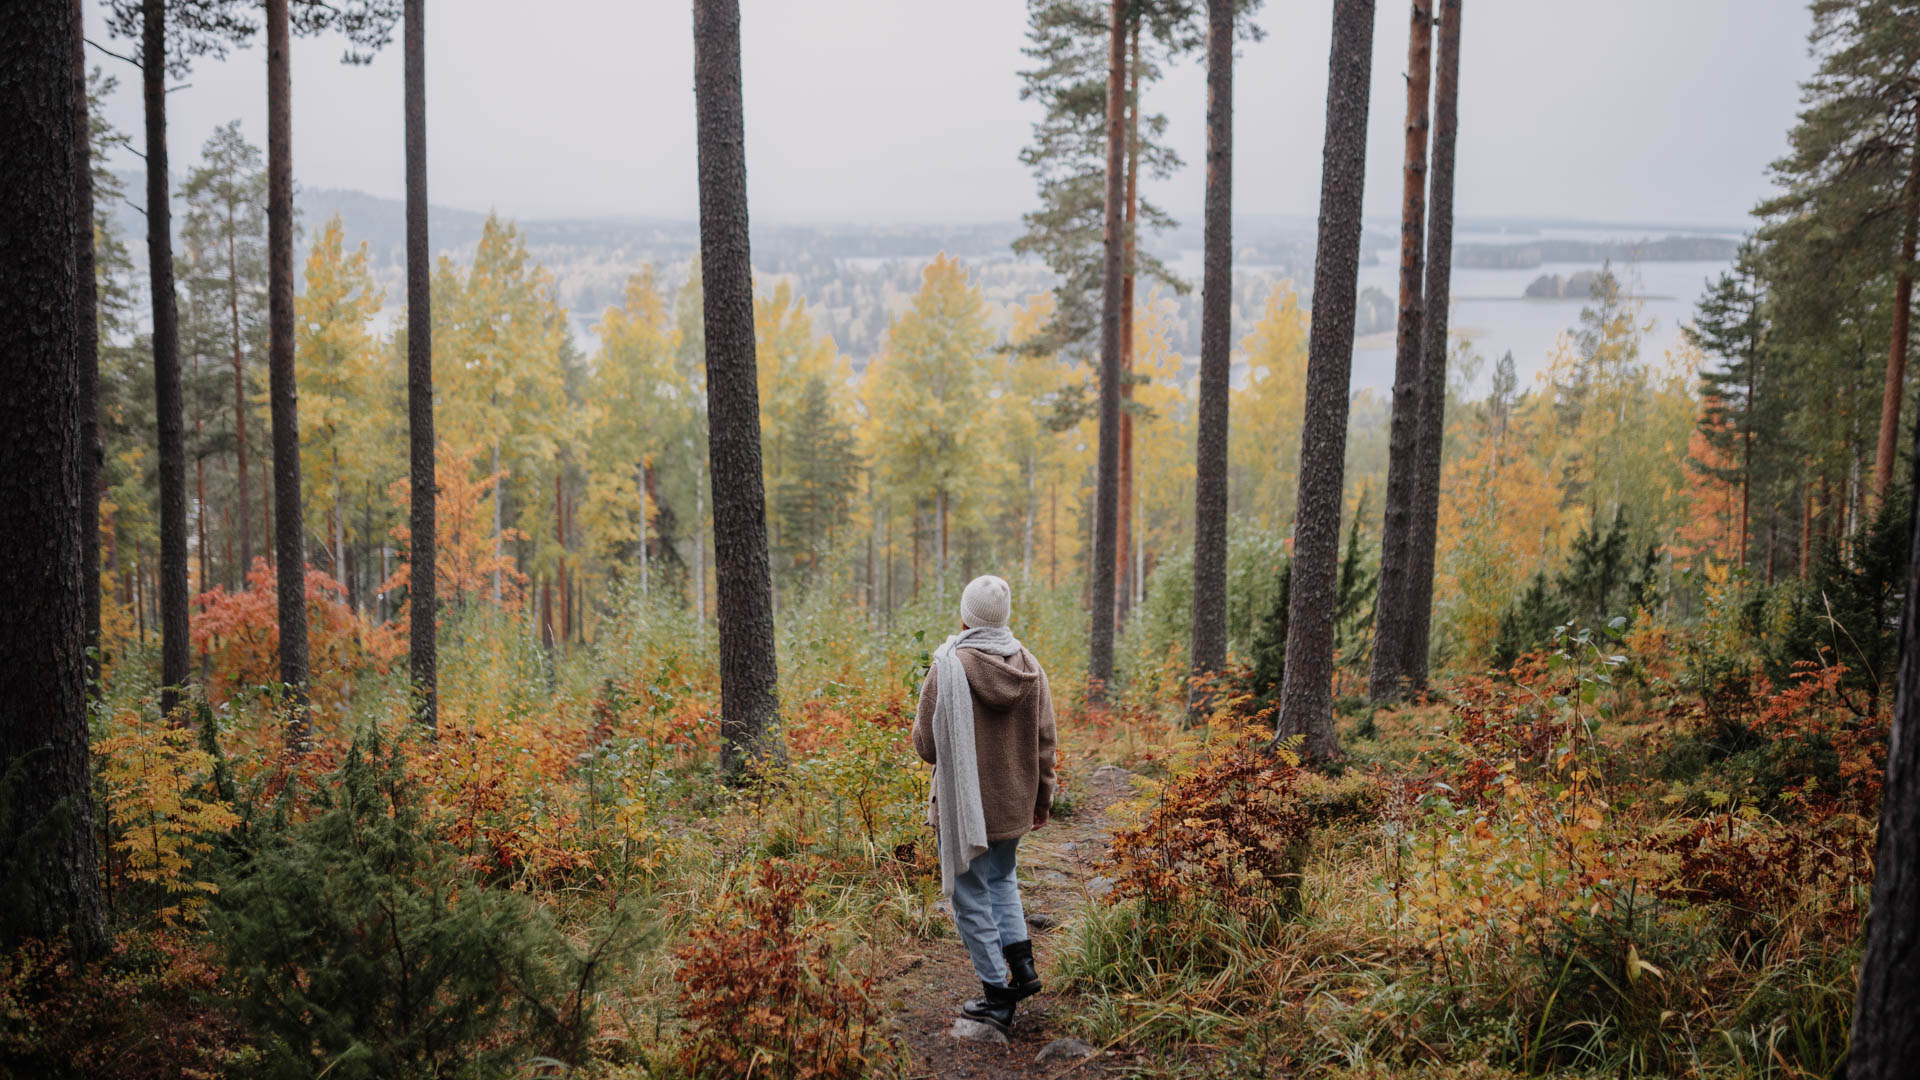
top-left (0, 564), bottom-right (1885, 1080)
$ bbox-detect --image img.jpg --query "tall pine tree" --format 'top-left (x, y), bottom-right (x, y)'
top-left (0, 0), bottom-right (106, 961)
top-left (404, 0), bottom-right (436, 730)
top-left (1273, 0), bottom-right (1375, 761)
top-left (694, 0), bottom-right (782, 778)
top-left (1402, 0), bottom-right (1462, 690)
top-left (1369, 0), bottom-right (1434, 702)
top-left (1188, 0), bottom-right (1239, 711)
top-left (1757, 0), bottom-right (1920, 507)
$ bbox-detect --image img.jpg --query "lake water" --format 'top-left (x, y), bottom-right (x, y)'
top-left (1352, 256), bottom-right (1735, 397)
top-left (1176, 225), bottom-right (1740, 398)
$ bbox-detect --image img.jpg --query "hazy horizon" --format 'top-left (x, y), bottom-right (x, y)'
top-left (84, 0), bottom-right (1816, 230)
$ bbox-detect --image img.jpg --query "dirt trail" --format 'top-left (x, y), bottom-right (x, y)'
top-left (880, 765), bottom-right (1137, 1079)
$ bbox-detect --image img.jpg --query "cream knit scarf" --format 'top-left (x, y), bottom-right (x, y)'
top-left (928, 626), bottom-right (1024, 898)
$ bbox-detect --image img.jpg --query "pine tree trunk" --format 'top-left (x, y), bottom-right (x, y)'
top-left (1871, 99), bottom-right (1920, 507)
top-left (0, 0), bottom-right (105, 960)
top-left (1368, 0), bottom-right (1432, 703)
top-left (1088, 0), bottom-right (1129, 701)
top-left (694, 455), bottom-right (707, 627)
top-left (229, 212), bottom-right (251, 582)
top-left (142, 0), bottom-right (191, 721)
top-left (638, 465), bottom-right (651, 600)
top-left (1116, 21), bottom-right (1140, 632)
top-left (262, 459), bottom-right (274, 566)
top-left (1134, 482), bottom-right (1145, 608)
top-left (74, 0), bottom-right (102, 689)
top-left (491, 439), bottom-right (502, 605)
top-left (332, 493), bottom-right (344, 587)
top-left (695, 0), bottom-right (781, 779)
top-left (1023, 448), bottom-right (1036, 583)
top-left (1800, 480), bottom-right (1812, 578)
top-left (197, 449), bottom-right (209, 592)
top-left (1740, 343), bottom-right (1753, 567)
top-left (404, 0), bottom-right (437, 732)
top-left (1849, 360), bottom-right (1920, 1073)
top-left (1402, 0), bottom-right (1461, 691)
top-left (1188, 0), bottom-right (1235, 717)
top-left (1273, 0), bottom-right (1375, 762)
top-left (266, 0), bottom-right (311, 748)
top-left (555, 475), bottom-right (569, 646)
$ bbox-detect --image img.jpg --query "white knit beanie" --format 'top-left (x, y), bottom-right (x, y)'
top-left (960, 574), bottom-right (1012, 629)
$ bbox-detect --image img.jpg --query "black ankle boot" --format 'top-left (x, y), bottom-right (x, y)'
top-left (1002, 939), bottom-right (1042, 999)
top-left (960, 980), bottom-right (1020, 1033)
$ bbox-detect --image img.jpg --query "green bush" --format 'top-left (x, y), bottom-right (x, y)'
top-left (211, 732), bottom-right (604, 1079)
top-left (1765, 491), bottom-right (1908, 711)
top-left (1118, 522), bottom-right (1293, 698)
top-left (1491, 510), bottom-right (1658, 669)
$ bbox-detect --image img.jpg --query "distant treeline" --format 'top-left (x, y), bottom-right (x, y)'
top-left (1454, 234), bottom-right (1739, 269)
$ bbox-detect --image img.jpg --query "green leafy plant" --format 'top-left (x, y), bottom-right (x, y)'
top-left (210, 731), bottom-right (606, 1079)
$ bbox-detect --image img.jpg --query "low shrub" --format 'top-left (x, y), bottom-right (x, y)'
top-left (211, 732), bottom-right (603, 1079)
top-left (1104, 726), bottom-right (1313, 916)
top-left (672, 859), bottom-right (882, 1079)
top-left (0, 929), bottom-right (249, 1079)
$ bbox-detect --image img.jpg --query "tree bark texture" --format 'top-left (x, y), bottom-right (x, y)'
top-left (1117, 21), bottom-right (1140, 632)
top-left (1849, 314), bottom-right (1920, 1074)
top-left (142, 0), bottom-right (191, 720)
top-left (230, 225), bottom-right (250, 581)
top-left (1274, 0), bottom-right (1375, 762)
top-left (266, 0), bottom-right (311, 746)
top-left (1368, 0), bottom-right (1432, 703)
top-left (405, 0), bottom-right (437, 733)
top-left (1403, 0), bottom-right (1461, 690)
top-left (73, 0), bottom-right (101, 688)
top-left (1088, 0), bottom-right (1129, 701)
top-left (694, 0), bottom-right (782, 778)
top-left (1871, 97), bottom-right (1920, 507)
top-left (1188, 0), bottom-right (1234, 703)
top-left (0, 0), bottom-right (105, 959)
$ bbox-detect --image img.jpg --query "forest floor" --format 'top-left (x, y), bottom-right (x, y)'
top-left (880, 763), bottom-right (1140, 1079)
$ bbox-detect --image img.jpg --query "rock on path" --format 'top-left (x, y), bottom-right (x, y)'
top-left (1034, 1036), bottom-right (1095, 1063)
top-left (949, 1018), bottom-right (1010, 1045)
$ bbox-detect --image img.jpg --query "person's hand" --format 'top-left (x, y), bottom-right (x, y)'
top-left (1032, 810), bottom-right (1049, 830)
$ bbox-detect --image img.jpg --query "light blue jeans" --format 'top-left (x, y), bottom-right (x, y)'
top-left (949, 836), bottom-right (1028, 985)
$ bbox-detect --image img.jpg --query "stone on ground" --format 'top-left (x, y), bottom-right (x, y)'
top-left (949, 1018), bottom-right (1010, 1045)
top-left (1035, 1037), bottom-right (1095, 1062)
top-left (1027, 911), bottom-right (1058, 931)
top-left (1086, 875), bottom-right (1115, 900)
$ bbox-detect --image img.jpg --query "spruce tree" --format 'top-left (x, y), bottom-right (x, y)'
top-left (1756, 0), bottom-right (1920, 507)
top-left (770, 376), bottom-right (861, 592)
top-left (1685, 242), bottom-right (1768, 568)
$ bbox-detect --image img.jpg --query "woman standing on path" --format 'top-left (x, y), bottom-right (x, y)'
top-left (912, 574), bottom-right (1058, 1035)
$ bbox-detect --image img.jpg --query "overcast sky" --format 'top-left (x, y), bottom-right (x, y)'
top-left (85, 0), bottom-right (1817, 228)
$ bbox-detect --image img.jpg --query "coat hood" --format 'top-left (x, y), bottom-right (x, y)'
top-left (957, 647), bottom-right (1042, 711)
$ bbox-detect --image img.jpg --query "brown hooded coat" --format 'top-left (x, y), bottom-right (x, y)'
top-left (912, 648), bottom-right (1058, 843)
